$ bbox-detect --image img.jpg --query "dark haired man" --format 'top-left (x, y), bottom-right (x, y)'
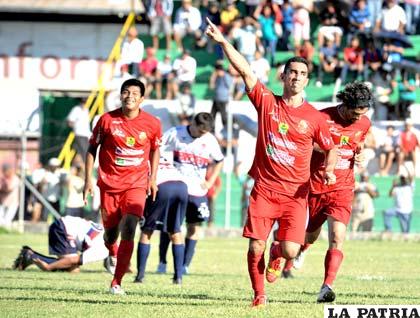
top-left (205, 18), bottom-right (337, 307)
top-left (156, 112), bottom-right (224, 276)
top-left (83, 78), bottom-right (162, 295)
top-left (293, 82), bottom-right (372, 303)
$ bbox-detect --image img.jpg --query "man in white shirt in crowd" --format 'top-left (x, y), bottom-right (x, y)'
top-left (67, 98), bottom-right (91, 165)
top-left (383, 172), bottom-right (415, 234)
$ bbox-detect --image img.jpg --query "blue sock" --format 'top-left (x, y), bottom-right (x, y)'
top-left (31, 251), bottom-right (57, 264)
top-left (172, 244), bottom-right (185, 280)
top-left (136, 242), bottom-right (150, 279)
top-left (184, 238), bottom-right (197, 267)
top-left (159, 231), bottom-right (170, 264)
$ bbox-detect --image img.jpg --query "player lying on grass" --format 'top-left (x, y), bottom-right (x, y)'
top-left (13, 216), bottom-right (110, 273)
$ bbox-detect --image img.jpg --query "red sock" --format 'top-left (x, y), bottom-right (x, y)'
top-left (105, 242), bottom-right (119, 257)
top-left (111, 240), bottom-right (134, 287)
top-left (247, 251), bottom-right (265, 297)
top-left (324, 248), bottom-right (344, 286)
top-left (283, 259), bottom-right (293, 271)
top-left (271, 243), bottom-right (283, 259)
top-left (301, 243), bottom-right (312, 252)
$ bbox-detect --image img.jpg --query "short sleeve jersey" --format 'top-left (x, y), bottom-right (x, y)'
top-left (162, 125), bottom-right (224, 197)
top-left (61, 216), bottom-right (104, 252)
top-left (310, 106), bottom-right (371, 194)
top-left (89, 108), bottom-right (161, 192)
top-left (247, 81), bottom-right (334, 197)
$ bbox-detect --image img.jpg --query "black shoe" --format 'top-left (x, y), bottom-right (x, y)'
top-left (133, 276), bottom-right (144, 283)
top-left (281, 270), bottom-right (294, 279)
top-left (12, 252), bottom-right (23, 270)
top-left (317, 284), bottom-right (336, 303)
top-left (173, 278), bottom-right (182, 285)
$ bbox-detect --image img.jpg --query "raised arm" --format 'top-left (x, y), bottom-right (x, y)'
top-left (205, 17), bottom-right (257, 92)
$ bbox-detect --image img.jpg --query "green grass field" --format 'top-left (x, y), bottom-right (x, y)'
top-left (1, 232), bottom-right (420, 318)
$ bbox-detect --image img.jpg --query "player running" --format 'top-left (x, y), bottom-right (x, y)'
top-left (206, 18), bottom-right (337, 307)
top-left (293, 82), bottom-right (372, 303)
top-left (84, 78), bottom-right (161, 295)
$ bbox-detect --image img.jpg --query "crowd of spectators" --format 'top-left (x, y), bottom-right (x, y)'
top-left (123, 0), bottom-right (419, 122)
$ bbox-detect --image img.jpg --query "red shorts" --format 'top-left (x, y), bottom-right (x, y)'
top-left (100, 187), bottom-right (147, 229)
top-left (306, 189), bottom-right (354, 233)
top-left (243, 183), bottom-right (308, 245)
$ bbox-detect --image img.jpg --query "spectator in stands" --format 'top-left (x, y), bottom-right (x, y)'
top-left (349, 0), bottom-right (372, 36)
top-left (382, 38), bottom-right (405, 66)
top-left (404, 0), bottom-right (420, 35)
top-left (351, 173), bottom-right (379, 233)
top-left (398, 119), bottom-right (419, 176)
top-left (250, 50), bottom-right (271, 85)
top-left (28, 162), bottom-right (46, 222)
top-left (228, 64), bottom-right (246, 101)
top-left (176, 82), bottom-right (196, 125)
top-left (367, 0), bottom-right (382, 30)
top-left (358, 127), bottom-right (377, 175)
top-left (67, 99), bottom-right (91, 165)
top-left (295, 39), bottom-right (314, 73)
top-left (245, 0), bottom-right (261, 17)
top-left (172, 49), bottom-right (197, 97)
top-left (196, 2), bottom-right (222, 59)
top-left (383, 173), bottom-right (414, 234)
top-left (209, 62), bottom-right (233, 130)
top-left (370, 66), bottom-right (393, 120)
top-left (363, 38), bottom-right (383, 81)
top-left (139, 47), bottom-right (159, 98)
top-left (32, 158), bottom-right (66, 221)
top-left (0, 163), bottom-right (19, 228)
top-left (173, 0), bottom-right (202, 52)
top-left (279, 0), bottom-right (294, 51)
top-left (220, 0), bottom-right (240, 34)
top-left (120, 26), bottom-right (144, 78)
top-left (378, 125), bottom-right (399, 176)
top-left (374, 0), bottom-right (407, 34)
top-left (146, 0), bottom-right (174, 51)
top-left (64, 164), bottom-right (85, 218)
top-left (395, 70), bottom-right (417, 120)
top-left (339, 36), bottom-right (364, 85)
top-left (156, 54), bottom-right (174, 99)
top-left (316, 34), bottom-right (340, 87)
top-left (254, 4), bottom-right (279, 66)
top-left (317, 0), bottom-right (343, 48)
top-left (292, 3), bottom-right (311, 50)
top-left (229, 17), bottom-right (260, 63)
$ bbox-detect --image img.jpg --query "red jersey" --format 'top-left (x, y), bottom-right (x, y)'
top-left (310, 106), bottom-right (371, 194)
top-left (90, 108), bottom-right (161, 192)
top-left (247, 81), bottom-right (334, 197)
top-left (400, 130), bottom-right (419, 152)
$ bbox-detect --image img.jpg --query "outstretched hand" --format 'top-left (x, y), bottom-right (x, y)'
top-left (205, 17), bottom-right (225, 44)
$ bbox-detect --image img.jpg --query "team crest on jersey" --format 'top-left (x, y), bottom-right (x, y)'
top-left (126, 136), bottom-right (136, 147)
top-left (278, 122), bottom-right (289, 135)
top-left (297, 120), bottom-right (309, 134)
top-left (340, 135), bottom-right (350, 145)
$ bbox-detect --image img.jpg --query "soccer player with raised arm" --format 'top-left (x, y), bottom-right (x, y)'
top-left (83, 78), bottom-right (161, 295)
top-left (134, 154), bottom-right (188, 285)
top-left (156, 113), bottom-right (224, 275)
top-left (206, 18), bottom-right (337, 307)
top-left (293, 82), bottom-right (372, 303)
